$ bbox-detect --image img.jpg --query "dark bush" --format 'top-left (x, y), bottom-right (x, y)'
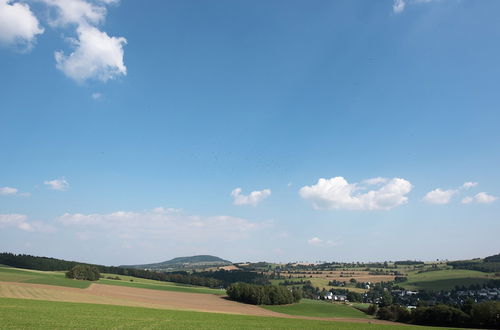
top-left (65, 265), bottom-right (100, 281)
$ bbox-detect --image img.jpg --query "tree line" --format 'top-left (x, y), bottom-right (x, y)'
top-left (374, 302), bottom-right (500, 329)
top-left (226, 282), bottom-right (302, 305)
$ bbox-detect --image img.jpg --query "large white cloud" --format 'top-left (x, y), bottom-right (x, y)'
top-left (299, 177), bottom-right (412, 211)
top-left (56, 207), bottom-right (270, 242)
top-left (0, 0), bottom-right (44, 51)
top-left (55, 25), bottom-right (127, 82)
top-left (39, 0), bottom-right (127, 82)
top-left (231, 188), bottom-right (271, 206)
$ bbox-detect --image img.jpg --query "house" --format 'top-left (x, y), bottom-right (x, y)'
top-left (334, 295), bottom-right (347, 301)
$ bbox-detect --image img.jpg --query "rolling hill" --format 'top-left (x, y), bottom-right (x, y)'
top-left (120, 255), bottom-right (232, 271)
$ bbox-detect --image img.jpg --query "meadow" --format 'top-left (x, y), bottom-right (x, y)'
top-left (398, 269), bottom-right (495, 291)
top-left (0, 297), bottom-right (454, 329)
top-left (262, 299), bottom-right (371, 318)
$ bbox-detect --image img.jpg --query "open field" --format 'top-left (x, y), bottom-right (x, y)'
top-left (262, 299), bottom-right (371, 318)
top-left (0, 266), bottom-right (223, 295)
top-left (0, 281), bottom-right (287, 316)
top-left (399, 269), bottom-right (496, 291)
top-left (0, 267), bottom-right (91, 289)
top-left (0, 297), bottom-right (457, 329)
top-left (273, 270), bottom-right (396, 284)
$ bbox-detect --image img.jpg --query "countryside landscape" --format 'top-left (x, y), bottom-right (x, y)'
top-left (0, 252), bottom-right (499, 328)
top-left (1, 0), bottom-right (500, 329)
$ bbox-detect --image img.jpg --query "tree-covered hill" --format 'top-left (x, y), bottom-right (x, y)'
top-left (120, 255), bottom-right (232, 271)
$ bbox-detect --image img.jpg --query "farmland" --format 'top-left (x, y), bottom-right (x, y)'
top-left (0, 297), bottom-right (453, 329)
top-left (0, 266), bottom-right (223, 295)
top-left (398, 268), bottom-right (495, 291)
top-left (262, 299), bottom-right (371, 318)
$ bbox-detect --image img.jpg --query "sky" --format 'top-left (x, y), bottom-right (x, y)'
top-left (0, 0), bottom-right (499, 266)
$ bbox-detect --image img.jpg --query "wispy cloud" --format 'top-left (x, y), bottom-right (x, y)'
top-left (91, 92), bottom-right (102, 100)
top-left (56, 207), bottom-right (271, 243)
top-left (44, 178), bottom-right (69, 191)
top-left (393, 0), bottom-right (406, 14)
top-left (307, 237), bottom-right (340, 247)
top-left (393, 0), bottom-right (439, 14)
top-left (0, 186), bottom-right (30, 197)
top-left (0, 214), bottom-right (53, 232)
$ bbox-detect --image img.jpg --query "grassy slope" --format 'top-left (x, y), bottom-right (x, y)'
top-left (0, 267), bottom-right (91, 289)
top-left (0, 297), bottom-right (452, 329)
top-left (399, 269), bottom-right (494, 291)
top-left (0, 267), bottom-right (223, 295)
top-left (262, 299), bottom-right (371, 318)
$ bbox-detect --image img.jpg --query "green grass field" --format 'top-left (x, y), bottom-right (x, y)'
top-left (271, 278), bottom-right (366, 293)
top-left (0, 267), bottom-right (224, 295)
top-left (0, 297), bottom-right (453, 329)
top-left (399, 269), bottom-right (494, 291)
top-left (0, 267), bottom-right (91, 289)
top-left (262, 299), bottom-right (371, 318)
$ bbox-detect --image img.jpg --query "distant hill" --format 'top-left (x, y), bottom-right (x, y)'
top-left (120, 255), bottom-right (232, 271)
top-left (484, 253), bottom-right (500, 263)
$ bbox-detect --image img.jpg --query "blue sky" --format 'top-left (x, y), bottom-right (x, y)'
top-left (0, 0), bottom-right (499, 265)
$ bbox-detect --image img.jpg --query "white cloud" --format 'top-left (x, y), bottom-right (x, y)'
top-left (55, 25), bottom-right (127, 82)
top-left (0, 186), bottom-right (30, 197)
top-left (307, 237), bottom-right (340, 247)
top-left (393, 0), bottom-right (405, 14)
top-left (91, 92), bottom-right (102, 100)
top-left (393, 0), bottom-right (439, 14)
top-left (461, 182), bottom-right (478, 190)
top-left (231, 187), bottom-right (271, 206)
top-left (0, 214), bottom-right (52, 232)
top-left (42, 0), bottom-right (107, 27)
top-left (0, 0), bottom-right (44, 51)
top-left (36, 0), bottom-right (127, 83)
top-left (462, 192), bottom-right (497, 204)
top-left (0, 186), bottom-right (18, 195)
top-left (299, 177), bottom-right (412, 211)
top-left (475, 192), bottom-right (497, 204)
top-left (44, 178), bottom-right (69, 191)
top-left (424, 181), bottom-right (488, 205)
top-left (307, 237), bottom-right (323, 246)
top-left (423, 188), bottom-right (456, 205)
top-left (56, 207), bottom-right (269, 242)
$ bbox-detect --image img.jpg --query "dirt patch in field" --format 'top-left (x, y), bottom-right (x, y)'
top-left (0, 281), bottom-right (399, 325)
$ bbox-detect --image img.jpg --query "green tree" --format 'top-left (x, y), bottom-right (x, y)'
top-left (65, 265), bottom-right (100, 281)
